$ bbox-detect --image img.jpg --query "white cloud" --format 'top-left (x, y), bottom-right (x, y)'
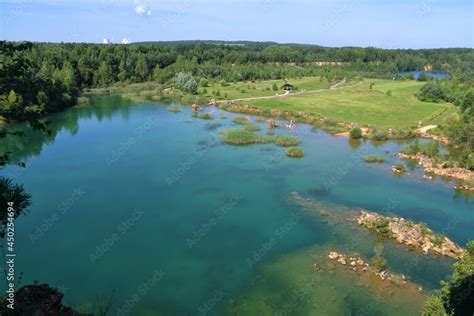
top-left (134, 1), bottom-right (151, 16)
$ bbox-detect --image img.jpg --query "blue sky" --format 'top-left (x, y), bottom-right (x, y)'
top-left (0, 0), bottom-right (473, 48)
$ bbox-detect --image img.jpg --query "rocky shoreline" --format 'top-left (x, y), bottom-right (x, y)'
top-left (398, 153), bottom-right (473, 190)
top-left (357, 211), bottom-right (464, 259)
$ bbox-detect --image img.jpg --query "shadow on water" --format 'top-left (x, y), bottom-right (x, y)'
top-left (0, 96), bottom-right (133, 164)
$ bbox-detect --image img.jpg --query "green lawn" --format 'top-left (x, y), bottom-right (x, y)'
top-left (198, 77), bottom-right (331, 100)
top-left (249, 79), bottom-right (457, 130)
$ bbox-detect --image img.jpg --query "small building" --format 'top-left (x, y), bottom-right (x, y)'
top-left (282, 84), bottom-right (294, 91)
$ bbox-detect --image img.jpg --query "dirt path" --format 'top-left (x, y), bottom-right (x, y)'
top-left (416, 125), bottom-right (437, 134)
top-left (215, 78), bottom-right (361, 104)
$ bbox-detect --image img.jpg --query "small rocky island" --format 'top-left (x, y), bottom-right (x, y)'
top-left (357, 211), bottom-right (464, 259)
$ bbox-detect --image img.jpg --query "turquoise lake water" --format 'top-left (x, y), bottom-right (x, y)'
top-left (397, 71), bottom-right (448, 79)
top-left (0, 97), bottom-right (472, 315)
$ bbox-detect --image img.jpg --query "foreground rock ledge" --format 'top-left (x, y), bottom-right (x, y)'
top-left (358, 211), bottom-right (464, 259)
top-left (0, 284), bottom-right (89, 315)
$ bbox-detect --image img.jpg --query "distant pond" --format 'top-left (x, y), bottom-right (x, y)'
top-left (397, 70), bottom-right (449, 79)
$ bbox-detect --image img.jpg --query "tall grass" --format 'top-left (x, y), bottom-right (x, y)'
top-left (221, 129), bottom-right (272, 145)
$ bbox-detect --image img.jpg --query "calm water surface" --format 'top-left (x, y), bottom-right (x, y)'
top-left (0, 97), bottom-right (472, 315)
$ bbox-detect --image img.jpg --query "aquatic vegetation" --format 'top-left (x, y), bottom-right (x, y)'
top-left (198, 113), bottom-right (214, 120)
top-left (369, 130), bottom-right (389, 141)
top-left (234, 243), bottom-right (427, 316)
top-left (221, 129), bottom-right (272, 145)
top-left (77, 96), bottom-right (90, 107)
top-left (166, 104), bottom-right (182, 113)
top-left (364, 155), bottom-right (385, 163)
top-left (370, 256), bottom-right (387, 272)
top-left (233, 117), bottom-right (250, 125)
top-left (244, 125), bottom-right (261, 132)
top-left (374, 218), bottom-right (392, 238)
top-left (285, 147), bottom-right (304, 158)
top-left (204, 122), bottom-right (223, 131)
top-left (392, 163), bottom-right (406, 174)
top-left (275, 135), bottom-right (301, 147)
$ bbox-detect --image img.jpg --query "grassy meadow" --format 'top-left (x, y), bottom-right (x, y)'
top-left (247, 79), bottom-right (457, 130)
top-left (198, 76), bottom-right (332, 100)
top-left (83, 77), bottom-right (457, 132)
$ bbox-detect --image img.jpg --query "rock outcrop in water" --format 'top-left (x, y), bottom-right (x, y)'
top-left (357, 211), bottom-right (464, 259)
top-left (325, 251), bottom-right (413, 286)
top-left (398, 153), bottom-right (474, 190)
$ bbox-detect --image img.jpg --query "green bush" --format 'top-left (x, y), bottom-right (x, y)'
top-left (459, 150), bottom-right (474, 170)
top-left (432, 235), bottom-right (444, 247)
top-left (422, 294), bottom-right (448, 316)
top-left (172, 72), bottom-right (198, 94)
top-left (220, 79), bottom-right (229, 87)
top-left (374, 218), bottom-right (392, 237)
top-left (200, 78), bottom-right (209, 87)
top-left (350, 127), bottom-right (363, 139)
top-left (370, 130), bottom-right (388, 141)
top-left (285, 147), bottom-right (304, 158)
top-left (423, 241), bottom-right (474, 315)
top-left (393, 163), bottom-right (406, 173)
top-left (418, 82), bottom-right (446, 103)
top-left (390, 129), bottom-right (415, 140)
top-left (275, 135), bottom-right (301, 147)
top-left (364, 155), bottom-right (385, 163)
top-left (420, 223), bottom-right (430, 236)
